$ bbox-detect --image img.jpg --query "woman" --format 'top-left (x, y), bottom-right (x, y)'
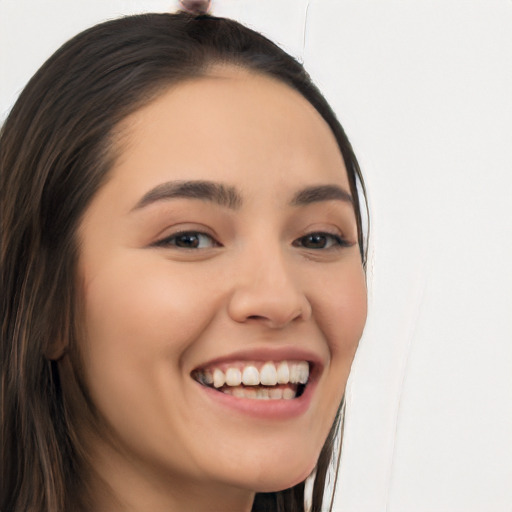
top-left (0, 11), bottom-right (368, 512)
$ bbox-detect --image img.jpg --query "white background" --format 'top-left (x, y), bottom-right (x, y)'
top-left (1, 1), bottom-right (511, 511)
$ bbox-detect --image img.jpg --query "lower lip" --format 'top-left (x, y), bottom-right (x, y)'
top-left (196, 379), bottom-right (317, 420)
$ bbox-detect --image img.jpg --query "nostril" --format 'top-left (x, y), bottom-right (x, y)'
top-left (226, 276), bottom-right (312, 327)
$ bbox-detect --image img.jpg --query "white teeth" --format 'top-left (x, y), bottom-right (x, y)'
top-left (288, 362), bottom-right (309, 384)
top-left (276, 362), bottom-right (290, 384)
top-left (259, 362), bottom-right (278, 386)
top-left (220, 385), bottom-right (296, 400)
top-left (255, 388), bottom-right (270, 400)
top-left (196, 360), bottom-right (310, 390)
top-left (283, 388), bottom-right (296, 400)
top-left (269, 387), bottom-right (283, 399)
top-left (244, 387), bottom-right (257, 399)
top-left (213, 369), bottom-right (225, 388)
top-left (242, 366), bottom-right (260, 386)
top-left (232, 387), bottom-right (245, 398)
top-left (225, 368), bottom-right (242, 386)
top-left (289, 364), bottom-right (300, 384)
top-left (297, 361), bottom-right (309, 384)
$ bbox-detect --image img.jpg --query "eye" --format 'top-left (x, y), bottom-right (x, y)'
top-left (154, 231), bottom-right (219, 249)
top-left (293, 232), bottom-right (350, 250)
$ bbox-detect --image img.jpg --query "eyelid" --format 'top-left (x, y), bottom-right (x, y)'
top-left (152, 228), bottom-right (222, 249)
top-left (293, 230), bottom-right (354, 250)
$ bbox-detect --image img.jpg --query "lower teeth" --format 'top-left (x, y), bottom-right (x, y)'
top-left (220, 385), bottom-right (300, 400)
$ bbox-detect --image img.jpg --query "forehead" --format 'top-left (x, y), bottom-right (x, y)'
top-left (109, 65), bottom-right (349, 206)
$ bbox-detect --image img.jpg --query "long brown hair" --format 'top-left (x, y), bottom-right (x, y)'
top-left (0, 12), bottom-right (367, 512)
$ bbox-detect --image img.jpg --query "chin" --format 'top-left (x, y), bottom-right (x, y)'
top-left (228, 452), bottom-right (319, 494)
top-left (256, 473), bottom-right (313, 494)
top-left (252, 469), bottom-right (315, 494)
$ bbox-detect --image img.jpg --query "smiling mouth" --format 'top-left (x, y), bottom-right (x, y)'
top-left (191, 360), bottom-right (310, 400)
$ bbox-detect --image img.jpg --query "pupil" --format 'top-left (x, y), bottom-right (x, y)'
top-left (306, 234), bottom-right (326, 248)
top-left (177, 233), bottom-right (199, 248)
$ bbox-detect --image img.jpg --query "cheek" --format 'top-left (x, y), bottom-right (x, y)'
top-left (79, 254), bottom-right (222, 419)
top-left (313, 262), bottom-right (367, 355)
top-left (333, 270), bottom-right (367, 356)
top-left (82, 254), bottom-right (220, 355)
top-left (310, 261), bottom-right (367, 405)
top-left (77, 254), bottom-right (231, 469)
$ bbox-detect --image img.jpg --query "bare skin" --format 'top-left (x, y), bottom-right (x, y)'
top-left (76, 66), bottom-right (367, 511)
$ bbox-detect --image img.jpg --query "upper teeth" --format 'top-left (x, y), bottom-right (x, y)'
top-left (196, 361), bottom-right (309, 388)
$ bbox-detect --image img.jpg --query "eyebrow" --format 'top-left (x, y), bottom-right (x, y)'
top-left (131, 180), bottom-right (242, 211)
top-left (290, 184), bottom-right (353, 206)
top-left (131, 180), bottom-right (353, 212)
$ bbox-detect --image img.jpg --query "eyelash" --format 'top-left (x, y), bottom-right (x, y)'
top-left (154, 230), bottom-right (351, 250)
top-left (293, 232), bottom-right (352, 250)
top-left (154, 231), bottom-right (220, 249)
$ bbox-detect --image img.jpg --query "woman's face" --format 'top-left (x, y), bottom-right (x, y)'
top-left (78, 67), bottom-right (367, 503)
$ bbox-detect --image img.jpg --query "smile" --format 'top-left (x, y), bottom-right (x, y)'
top-left (192, 361), bottom-right (310, 400)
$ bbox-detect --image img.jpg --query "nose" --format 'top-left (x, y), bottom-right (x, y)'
top-left (227, 248), bottom-right (312, 329)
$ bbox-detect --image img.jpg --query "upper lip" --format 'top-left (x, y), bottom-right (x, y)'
top-left (191, 346), bottom-right (325, 373)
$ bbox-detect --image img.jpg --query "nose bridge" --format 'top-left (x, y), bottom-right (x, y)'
top-left (227, 237), bottom-right (312, 327)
